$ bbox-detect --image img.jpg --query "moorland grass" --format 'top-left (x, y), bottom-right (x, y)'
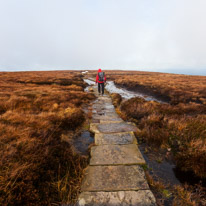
top-left (0, 71), bottom-right (95, 205)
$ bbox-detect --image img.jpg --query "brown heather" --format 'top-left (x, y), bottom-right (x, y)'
top-left (145, 171), bottom-right (206, 206)
top-left (105, 71), bottom-right (206, 179)
top-left (0, 71), bottom-right (95, 205)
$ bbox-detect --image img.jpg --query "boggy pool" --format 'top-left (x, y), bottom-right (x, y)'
top-left (84, 79), bottom-right (165, 103)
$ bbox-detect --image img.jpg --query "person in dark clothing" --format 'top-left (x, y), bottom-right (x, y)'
top-left (96, 68), bottom-right (106, 95)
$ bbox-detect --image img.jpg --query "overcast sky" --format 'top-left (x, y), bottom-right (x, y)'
top-left (0, 0), bottom-right (206, 75)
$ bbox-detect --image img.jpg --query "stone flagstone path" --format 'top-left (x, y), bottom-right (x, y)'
top-left (77, 85), bottom-right (156, 206)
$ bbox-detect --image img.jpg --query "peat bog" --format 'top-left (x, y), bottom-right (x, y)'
top-left (0, 71), bottom-right (95, 205)
top-left (1, 70), bottom-right (206, 205)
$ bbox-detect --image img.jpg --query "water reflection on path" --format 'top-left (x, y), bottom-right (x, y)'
top-left (106, 81), bottom-right (164, 102)
top-left (84, 79), bottom-right (95, 87)
top-left (84, 79), bottom-right (164, 103)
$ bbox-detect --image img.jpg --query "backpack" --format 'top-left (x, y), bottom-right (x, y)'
top-left (98, 72), bottom-right (104, 82)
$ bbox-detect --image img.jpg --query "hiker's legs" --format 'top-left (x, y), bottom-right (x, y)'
top-left (101, 83), bottom-right (104, 95)
top-left (98, 83), bottom-right (101, 94)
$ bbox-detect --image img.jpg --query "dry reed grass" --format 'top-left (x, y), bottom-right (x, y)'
top-left (119, 97), bottom-right (206, 178)
top-left (0, 71), bottom-right (95, 205)
top-left (145, 171), bottom-right (206, 206)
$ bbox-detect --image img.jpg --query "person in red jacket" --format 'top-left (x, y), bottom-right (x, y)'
top-left (96, 68), bottom-right (106, 95)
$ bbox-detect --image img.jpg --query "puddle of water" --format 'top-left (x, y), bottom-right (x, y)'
top-left (105, 81), bottom-right (164, 103)
top-left (83, 79), bottom-right (164, 103)
top-left (84, 79), bottom-right (95, 86)
top-left (83, 79), bottom-right (96, 92)
top-left (139, 144), bottom-right (206, 188)
top-left (71, 131), bottom-right (94, 155)
top-left (173, 167), bottom-right (206, 186)
top-left (139, 144), bottom-right (180, 186)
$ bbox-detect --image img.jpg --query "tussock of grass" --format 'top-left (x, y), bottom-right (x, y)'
top-left (0, 71), bottom-right (95, 205)
top-left (145, 171), bottom-right (206, 206)
top-left (172, 184), bottom-right (206, 206)
top-left (110, 93), bottom-right (122, 108)
top-left (119, 97), bottom-right (206, 178)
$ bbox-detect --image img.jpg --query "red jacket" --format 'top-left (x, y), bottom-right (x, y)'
top-left (96, 69), bottom-right (106, 83)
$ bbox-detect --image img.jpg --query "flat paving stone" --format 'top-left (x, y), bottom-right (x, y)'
top-left (90, 122), bottom-right (138, 134)
top-left (92, 113), bottom-right (120, 120)
top-left (91, 119), bottom-right (100, 123)
top-left (95, 132), bottom-right (137, 145)
top-left (93, 104), bottom-right (114, 110)
top-left (98, 96), bottom-right (112, 101)
top-left (105, 104), bottom-right (115, 109)
top-left (81, 165), bottom-right (149, 191)
top-left (93, 109), bottom-right (116, 113)
top-left (90, 144), bottom-right (145, 165)
top-left (100, 120), bottom-right (123, 123)
top-left (78, 190), bottom-right (157, 206)
top-left (95, 100), bottom-right (112, 104)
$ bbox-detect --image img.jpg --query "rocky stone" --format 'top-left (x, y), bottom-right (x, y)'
top-left (100, 120), bottom-right (123, 123)
top-left (93, 104), bottom-right (114, 110)
top-left (91, 119), bottom-right (100, 123)
top-left (90, 144), bottom-right (145, 165)
top-left (90, 122), bottom-right (138, 134)
top-left (92, 108), bottom-right (116, 113)
top-left (95, 132), bottom-right (137, 145)
top-left (81, 165), bottom-right (149, 191)
top-left (98, 96), bottom-right (112, 101)
top-left (78, 190), bottom-right (157, 206)
top-left (92, 113), bottom-right (120, 120)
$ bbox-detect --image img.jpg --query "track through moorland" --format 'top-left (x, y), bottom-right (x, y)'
top-left (77, 83), bottom-right (156, 205)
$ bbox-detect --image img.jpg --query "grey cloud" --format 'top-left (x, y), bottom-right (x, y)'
top-left (0, 0), bottom-right (206, 75)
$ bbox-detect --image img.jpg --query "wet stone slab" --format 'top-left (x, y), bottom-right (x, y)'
top-left (92, 109), bottom-right (116, 114)
top-left (81, 165), bottom-right (149, 191)
top-left (97, 96), bottom-right (112, 101)
top-left (93, 104), bottom-right (114, 110)
top-left (90, 144), bottom-right (145, 165)
top-left (100, 120), bottom-right (123, 123)
top-left (105, 104), bottom-right (115, 109)
top-left (90, 122), bottom-right (138, 134)
top-left (92, 108), bottom-right (116, 114)
top-left (95, 132), bottom-right (137, 145)
top-left (78, 190), bottom-right (157, 206)
top-left (92, 113), bottom-right (120, 120)
top-left (94, 99), bottom-right (112, 104)
top-left (91, 119), bottom-right (100, 123)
